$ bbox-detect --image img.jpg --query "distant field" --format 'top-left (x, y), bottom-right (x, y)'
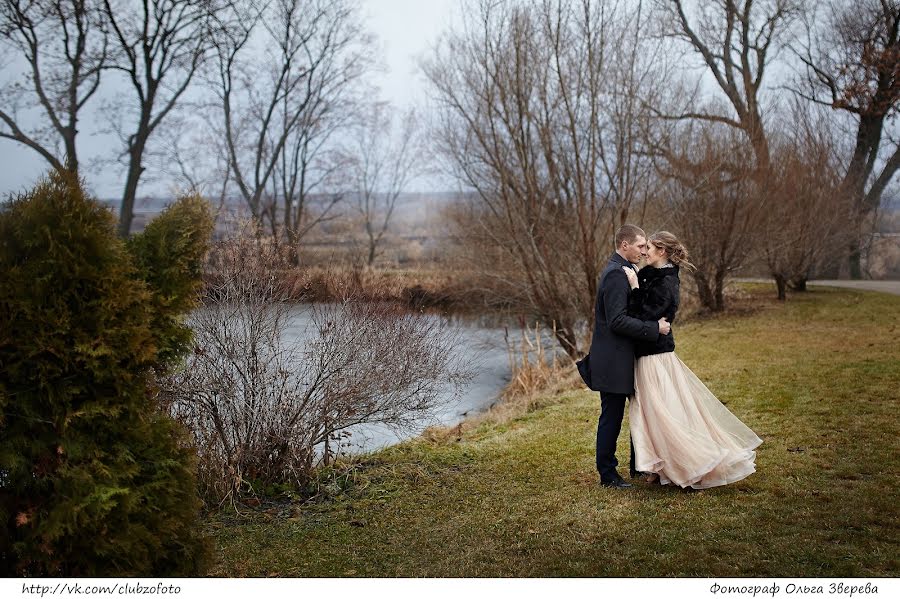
top-left (206, 285), bottom-right (899, 577)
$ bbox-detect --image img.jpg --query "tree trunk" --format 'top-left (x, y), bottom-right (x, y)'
top-left (367, 239), bottom-right (376, 267)
top-left (714, 277), bottom-right (726, 312)
top-left (552, 324), bottom-right (580, 360)
top-left (748, 116), bottom-right (770, 172)
top-left (117, 144), bottom-right (145, 237)
top-left (774, 274), bottom-right (787, 301)
top-left (694, 274), bottom-right (717, 312)
top-left (848, 241), bottom-right (863, 280)
top-left (64, 129), bottom-right (79, 176)
top-left (841, 115), bottom-right (884, 279)
top-left (285, 227), bottom-right (301, 267)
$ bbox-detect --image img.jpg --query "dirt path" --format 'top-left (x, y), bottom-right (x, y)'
top-left (807, 280), bottom-right (900, 296)
top-left (737, 278), bottom-right (900, 296)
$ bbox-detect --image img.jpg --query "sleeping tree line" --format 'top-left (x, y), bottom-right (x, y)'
top-left (1, 0), bottom-right (899, 336)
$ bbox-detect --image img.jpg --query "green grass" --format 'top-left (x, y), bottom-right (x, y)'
top-left (206, 286), bottom-right (900, 577)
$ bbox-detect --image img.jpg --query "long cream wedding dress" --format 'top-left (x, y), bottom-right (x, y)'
top-left (630, 352), bottom-right (763, 489)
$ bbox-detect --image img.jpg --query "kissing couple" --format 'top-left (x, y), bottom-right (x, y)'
top-left (578, 225), bottom-right (762, 489)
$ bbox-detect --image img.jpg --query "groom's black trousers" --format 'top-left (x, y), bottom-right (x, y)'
top-left (596, 391), bottom-right (636, 481)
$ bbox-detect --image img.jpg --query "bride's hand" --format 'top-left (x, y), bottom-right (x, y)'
top-left (622, 266), bottom-right (639, 290)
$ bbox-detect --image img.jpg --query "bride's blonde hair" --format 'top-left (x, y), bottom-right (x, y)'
top-left (649, 231), bottom-right (696, 272)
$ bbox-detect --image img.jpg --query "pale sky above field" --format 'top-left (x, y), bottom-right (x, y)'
top-left (0, 0), bottom-right (462, 200)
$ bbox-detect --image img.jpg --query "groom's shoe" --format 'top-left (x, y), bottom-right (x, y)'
top-left (600, 474), bottom-right (633, 489)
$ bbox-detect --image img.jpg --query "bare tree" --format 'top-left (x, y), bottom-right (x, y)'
top-left (102, 0), bottom-right (229, 237)
top-left (762, 104), bottom-right (848, 299)
top-left (271, 91), bottom-right (348, 261)
top-left (424, 0), bottom-right (666, 357)
top-left (654, 0), bottom-right (803, 171)
top-left (793, 0), bottom-right (900, 278)
top-left (148, 112), bottom-right (233, 217)
top-left (210, 0), bottom-right (370, 248)
top-left (162, 232), bottom-right (471, 504)
top-left (646, 0), bottom-right (806, 306)
top-left (350, 102), bottom-right (419, 267)
top-left (656, 124), bottom-right (766, 311)
top-left (0, 0), bottom-right (108, 175)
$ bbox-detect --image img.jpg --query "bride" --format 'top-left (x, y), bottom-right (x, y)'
top-left (623, 231), bottom-right (762, 489)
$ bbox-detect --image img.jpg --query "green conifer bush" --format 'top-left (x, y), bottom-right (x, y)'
top-left (127, 193), bottom-right (215, 368)
top-left (0, 173), bottom-right (212, 575)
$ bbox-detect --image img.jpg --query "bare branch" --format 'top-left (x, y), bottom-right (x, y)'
top-left (0, 0), bottom-right (109, 174)
top-left (101, 0), bottom-right (230, 236)
top-left (211, 0), bottom-right (371, 259)
top-left (161, 233), bottom-right (472, 502)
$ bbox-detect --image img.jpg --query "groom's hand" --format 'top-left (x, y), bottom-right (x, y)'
top-left (658, 318), bottom-right (671, 335)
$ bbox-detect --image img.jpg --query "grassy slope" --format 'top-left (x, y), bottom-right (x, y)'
top-left (208, 286), bottom-right (900, 577)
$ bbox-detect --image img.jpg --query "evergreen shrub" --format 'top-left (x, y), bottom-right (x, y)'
top-left (127, 193), bottom-right (215, 368)
top-left (0, 173), bottom-right (212, 575)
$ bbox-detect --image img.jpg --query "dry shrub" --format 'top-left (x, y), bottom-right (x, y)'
top-left (291, 264), bottom-right (483, 311)
top-left (502, 322), bottom-right (572, 400)
top-left (295, 265), bottom-right (413, 302)
top-left (659, 125), bottom-right (766, 311)
top-left (162, 234), bottom-right (472, 505)
top-left (761, 105), bottom-right (849, 297)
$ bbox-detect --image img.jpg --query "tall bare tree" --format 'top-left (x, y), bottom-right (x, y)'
top-left (425, 0), bottom-right (665, 356)
top-left (211, 0), bottom-right (370, 249)
top-left (149, 112), bottom-right (234, 217)
top-left (762, 104), bottom-right (847, 299)
top-left (102, 0), bottom-right (228, 237)
top-left (0, 0), bottom-right (108, 175)
top-left (654, 0), bottom-right (802, 171)
top-left (793, 0), bottom-right (900, 278)
top-left (350, 102), bottom-right (419, 267)
top-left (655, 123), bottom-right (766, 311)
top-left (271, 88), bottom-right (348, 260)
top-left (646, 0), bottom-right (806, 305)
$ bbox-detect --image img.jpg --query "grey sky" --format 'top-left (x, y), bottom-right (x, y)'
top-left (0, 0), bottom-right (461, 200)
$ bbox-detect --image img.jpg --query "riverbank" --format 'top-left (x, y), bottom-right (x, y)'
top-left (205, 285), bottom-right (899, 577)
top-left (211, 264), bottom-right (496, 313)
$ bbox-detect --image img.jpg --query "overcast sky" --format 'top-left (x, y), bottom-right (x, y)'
top-left (0, 0), bottom-right (462, 200)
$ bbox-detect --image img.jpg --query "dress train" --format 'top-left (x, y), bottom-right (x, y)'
top-left (630, 352), bottom-right (762, 489)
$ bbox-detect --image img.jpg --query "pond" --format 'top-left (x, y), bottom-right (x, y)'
top-left (280, 305), bottom-right (564, 455)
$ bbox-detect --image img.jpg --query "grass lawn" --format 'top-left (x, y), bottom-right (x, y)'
top-left (206, 286), bottom-right (900, 577)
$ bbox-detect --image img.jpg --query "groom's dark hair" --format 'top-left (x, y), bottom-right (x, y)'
top-left (615, 224), bottom-right (645, 247)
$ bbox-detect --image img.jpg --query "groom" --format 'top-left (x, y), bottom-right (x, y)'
top-left (588, 224), bottom-right (670, 488)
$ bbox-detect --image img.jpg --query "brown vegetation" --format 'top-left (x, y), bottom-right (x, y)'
top-left (794, 0), bottom-right (900, 277)
top-left (423, 0), bottom-right (664, 357)
top-left (761, 106), bottom-right (850, 298)
top-left (651, 125), bottom-right (766, 311)
top-left (163, 233), bottom-right (472, 506)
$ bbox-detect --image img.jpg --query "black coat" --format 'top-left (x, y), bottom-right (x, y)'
top-left (586, 253), bottom-right (660, 395)
top-left (628, 264), bottom-right (680, 357)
